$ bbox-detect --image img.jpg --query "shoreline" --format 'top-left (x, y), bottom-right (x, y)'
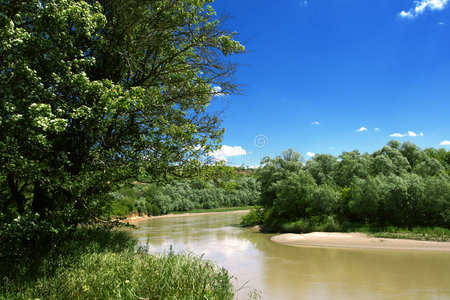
top-left (123, 209), bottom-right (250, 223)
top-left (122, 211), bottom-right (450, 252)
top-left (271, 232), bottom-right (450, 252)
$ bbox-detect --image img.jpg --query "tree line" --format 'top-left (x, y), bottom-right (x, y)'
top-left (110, 173), bottom-right (260, 217)
top-left (242, 141), bottom-right (450, 232)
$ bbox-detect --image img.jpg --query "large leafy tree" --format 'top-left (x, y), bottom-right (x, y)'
top-left (0, 0), bottom-right (244, 227)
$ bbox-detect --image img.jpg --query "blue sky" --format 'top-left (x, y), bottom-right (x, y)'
top-left (208, 0), bottom-right (450, 167)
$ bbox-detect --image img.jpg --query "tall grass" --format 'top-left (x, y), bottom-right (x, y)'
top-left (4, 251), bottom-right (234, 299)
top-left (369, 226), bottom-right (450, 241)
top-left (0, 227), bottom-right (239, 300)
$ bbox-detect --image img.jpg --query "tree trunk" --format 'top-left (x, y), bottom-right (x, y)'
top-left (6, 173), bottom-right (26, 214)
top-left (32, 181), bottom-right (51, 217)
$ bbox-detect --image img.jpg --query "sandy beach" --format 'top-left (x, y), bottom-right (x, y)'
top-left (123, 210), bottom-right (250, 223)
top-left (271, 232), bottom-right (450, 252)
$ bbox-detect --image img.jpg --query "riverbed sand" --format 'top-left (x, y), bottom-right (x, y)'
top-left (271, 232), bottom-right (450, 252)
top-left (124, 210), bottom-right (250, 223)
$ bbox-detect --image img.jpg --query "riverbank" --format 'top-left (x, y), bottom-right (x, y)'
top-left (0, 227), bottom-right (236, 299)
top-left (126, 211), bottom-right (450, 251)
top-left (124, 209), bottom-right (251, 223)
top-left (271, 232), bottom-right (450, 252)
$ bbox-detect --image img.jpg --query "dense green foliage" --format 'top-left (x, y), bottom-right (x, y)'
top-left (110, 175), bottom-right (260, 217)
top-left (247, 142), bottom-right (450, 233)
top-left (0, 227), bottom-right (237, 299)
top-left (0, 0), bottom-right (244, 277)
top-left (240, 206), bottom-right (264, 227)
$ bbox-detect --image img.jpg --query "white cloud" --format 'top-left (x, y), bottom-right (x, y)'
top-left (407, 131), bottom-right (425, 137)
top-left (440, 140), bottom-right (450, 145)
top-left (210, 145), bottom-right (246, 162)
top-left (356, 127), bottom-right (368, 132)
top-left (389, 131), bottom-right (423, 138)
top-left (439, 21), bottom-right (446, 25)
top-left (306, 152), bottom-right (315, 157)
top-left (399, 0), bottom-right (449, 19)
top-left (374, 128), bottom-right (381, 131)
top-left (400, 10), bottom-right (415, 18)
top-left (247, 165), bottom-right (260, 169)
top-left (212, 86), bottom-right (224, 97)
top-left (311, 121), bottom-right (320, 125)
top-left (390, 133), bottom-right (406, 137)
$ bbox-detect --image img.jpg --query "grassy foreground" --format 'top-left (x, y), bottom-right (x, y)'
top-left (0, 227), bottom-right (239, 300)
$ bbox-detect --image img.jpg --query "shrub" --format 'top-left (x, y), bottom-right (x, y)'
top-left (0, 213), bottom-right (59, 278)
top-left (281, 218), bottom-right (312, 233)
top-left (241, 206), bottom-right (264, 227)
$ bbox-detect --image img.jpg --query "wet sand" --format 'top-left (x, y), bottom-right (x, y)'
top-left (271, 232), bottom-right (450, 252)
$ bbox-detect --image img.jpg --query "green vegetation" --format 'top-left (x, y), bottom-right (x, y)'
top-left (110, 174), bottom-right (260, 217)
top-left (1, 0), bottom-right (244, 243)
top-left (364, 226), bottom-right (450, 242)
top-left (242, 141), bottom-right (450, 238)
top-left (0, 0), bottom-right (245, 297)
top-left (0, 227), bottom-right (236, 299)
top-left (241, 206), bottom-right (264, 227)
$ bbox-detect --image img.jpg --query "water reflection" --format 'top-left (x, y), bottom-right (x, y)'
top-left (132, 212), bottom-right (450, 300)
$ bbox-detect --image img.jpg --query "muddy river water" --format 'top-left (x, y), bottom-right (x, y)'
top-left (132, 211), bottom-right (450, 299)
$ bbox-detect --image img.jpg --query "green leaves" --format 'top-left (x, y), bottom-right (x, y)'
top-left (257, 142), bottom-right (450, 230)
top-left (218, 34), bottom-right (246, 56)
top-left (0, 0), bottom-right (243, 245)
top-left (29, 103), bottom-right (66, 133)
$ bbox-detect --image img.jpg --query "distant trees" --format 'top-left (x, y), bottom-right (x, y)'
top-left (110, 175), bottom-right (261, 216)
top-left (252, 141), bottom-right (450, 231)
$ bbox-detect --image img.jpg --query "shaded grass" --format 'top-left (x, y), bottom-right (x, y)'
top-left (0, 227), bottom-right (239, 300)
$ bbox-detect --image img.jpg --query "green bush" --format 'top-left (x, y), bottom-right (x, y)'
top-left (281, 219), bottom-right (312, 233)
top-left (241, 206), bottom-right (264, 227)
top-left (0, 213), bottom-right (59, 278)
top-left (314, 215), bottom-right (340, 232)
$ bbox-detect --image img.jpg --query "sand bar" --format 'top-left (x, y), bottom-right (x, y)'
top-left (271, 232), bottom-right (450, 252)
top-left (123, 210), bottom-right (250, 223)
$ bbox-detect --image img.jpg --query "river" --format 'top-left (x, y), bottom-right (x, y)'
top-left (131, 211), bottom-right (450, 299)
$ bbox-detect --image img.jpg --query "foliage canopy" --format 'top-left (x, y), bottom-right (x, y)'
top-left (0, 0), bottom-right (244, 226)
top-left (0, 0), bottom-right (244, 273)
top-left (254, 142), bottom-right (450, 231)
